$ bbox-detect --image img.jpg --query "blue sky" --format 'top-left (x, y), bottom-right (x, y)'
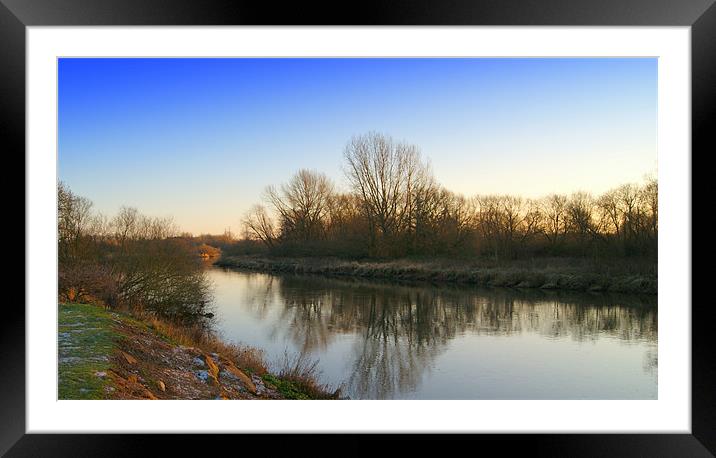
top-left (58, 58), bottom-right (657, 235)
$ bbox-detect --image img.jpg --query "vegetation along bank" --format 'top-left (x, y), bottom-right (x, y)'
top-left (215, 255), bottom-right (657, 295)
top-left (58, 302), bottom-right (340, 400)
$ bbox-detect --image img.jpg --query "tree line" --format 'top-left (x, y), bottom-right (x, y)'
top-left (243, 132), bottom-right (657, 260)
top-left (58, 183), bottom-right (212, 321)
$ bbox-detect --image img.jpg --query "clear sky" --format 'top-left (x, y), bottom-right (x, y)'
top-left (58, 58), bottom-right (657, 235)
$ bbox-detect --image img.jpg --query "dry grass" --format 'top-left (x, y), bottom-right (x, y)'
top-left (216, 255), bottom-right (657, 294)
top-left (274, 351), bottom-right (343, 400)
top-left (132, 311), bottom-right (269, 376)
top-left (62, 294), bottom-right (339, 399)
top-left (125, 308), bottom-right (340, 398)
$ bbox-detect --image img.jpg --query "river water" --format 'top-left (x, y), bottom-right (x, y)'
top-left (207, 266), bottom-right (657, 400)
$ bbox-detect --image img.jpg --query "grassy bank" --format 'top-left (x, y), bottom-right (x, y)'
top-left (58, 302), bottom-right (339, 400)
top-left (215, 255), bottom-right (657, 295)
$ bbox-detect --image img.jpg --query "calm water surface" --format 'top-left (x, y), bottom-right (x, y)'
top-left (208, 266), bottom-right (657, 400)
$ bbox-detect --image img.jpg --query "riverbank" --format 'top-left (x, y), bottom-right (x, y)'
top-left (58, 302), bottom-right (339, 400)
top-left (215, 255), bottom-right (657, 295)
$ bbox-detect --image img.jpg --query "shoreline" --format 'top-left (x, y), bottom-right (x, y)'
top-left (58, 302), bottom-right (340, 400)
top-left (214, 255), bottom-right (657, 295)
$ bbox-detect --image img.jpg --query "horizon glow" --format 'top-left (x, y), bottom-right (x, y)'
top-left (58, 58), bottom-right (657, 235)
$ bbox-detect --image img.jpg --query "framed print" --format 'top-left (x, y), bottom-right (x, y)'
top-left (5, 0), bottom-right (715, 454)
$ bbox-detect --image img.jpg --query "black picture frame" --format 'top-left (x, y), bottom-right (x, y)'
top-left (5, 0), bottom-right (714, 454)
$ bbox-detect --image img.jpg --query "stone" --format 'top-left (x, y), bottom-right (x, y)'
top-left (158, 380), bottom-right (166, 392)
top-left (196, 370), bottom-right (209, 382)
top-left (94, 371), bottom-right (107, 378)
top-left (252, 375), bottom-right (266, 395)
top-left (192, 357), bottom-right (205, 367)
top-left (220, 369), bottom-right (238, 381)
top-left (224, 364), bottom-right (256, 394)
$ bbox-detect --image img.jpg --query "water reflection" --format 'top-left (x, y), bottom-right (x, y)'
top-left (211, 268), bottom-right (657, 399)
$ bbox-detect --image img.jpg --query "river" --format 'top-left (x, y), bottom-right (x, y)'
top-left (207, 266), bottom-right (657, 400)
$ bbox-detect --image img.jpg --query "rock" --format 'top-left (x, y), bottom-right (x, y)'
top-left (94, 371), bottom-right (107, 378)
top-left (120, 351), bottom-right (137, 365)
top-left (224, 364), bottom-right (256, 394)
top-left (252, 374), bottom-right (266, 395)
top-left (192, 357), bottom-right (205, 367)
top-left (196, 370), bottom-right (209, 382)
top-left (158, 380), bottom-right (166, 392)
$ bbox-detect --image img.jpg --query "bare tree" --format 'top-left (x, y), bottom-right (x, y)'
top-left (640, 176), bottom-right (658, 238)
top-left (566, 192), bottom-right (601, 254)
top-left (520, 198), bottom-right (543, 246)
top-left (500, 196), bottom-right (524, 257)
top-left (113, 206), bottom-right (140, 251)
top-left (616, 183), bottom-right (641, 246)
top-left (144, 215), bottom-right (178, 240)
top-left (242, 204), bottom-right (277, 248)
top-left (235, 135), bottom-right (657, 260)
top-left (265, 169), bottom-right (334, 241)
top-left (58, 184), bottom-right (213, 321)
top-left (541, 194), bottom-right (567, 250)
top-left (474, 195), bottom-right (503, 260)
top-left (597, 189), bottom-right (622, 237)
top-left (58, 182), bottom-right (94, 263)
top-left (343, 132), bottom-right (431, 255)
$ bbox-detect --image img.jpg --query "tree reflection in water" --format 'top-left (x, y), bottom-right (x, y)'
top-left (224, 270), bottom-right (657, 399)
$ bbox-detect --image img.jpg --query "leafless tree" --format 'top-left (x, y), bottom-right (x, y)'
top-left (265, 169), bottom-right (334, 241)
top-left (58, 184), bottom-right (213, 321)
top-left (597, 189), bottom-right (622, 237)
top-left (541, 194), bottom-right (568, 249)
top-left (520, 198), bottom-right (544, 246)
top-left (343, 132), bottom-right (432, 255)
top-left (641, 176), bottom-right (658, 238)
top-left (58, 182), bottom-right (94, 263)
top-left (113, 206), bottom-right (141, 251)
top-left (566, 192), bottom-right (601, 252)
top-left (616, 183), bottom-right (642, 249)
top-left (242, 204), bottom-right (277, 248)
